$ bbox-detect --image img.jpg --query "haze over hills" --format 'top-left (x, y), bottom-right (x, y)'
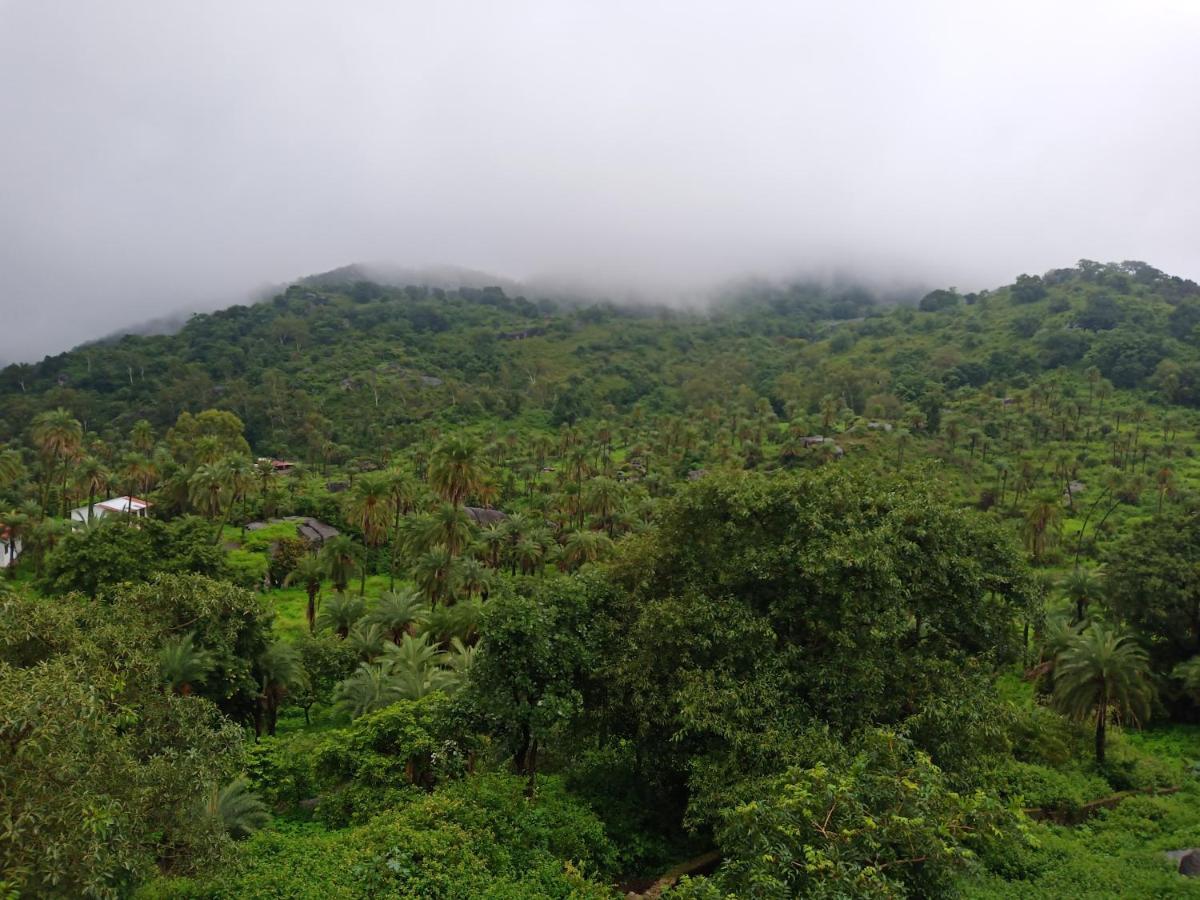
top-left (7, 255), bottom-right (1200, 895)
top-left (9, 2), bottom-right (1200, 897)
top-left (47, 260), bottom-right (938, 364)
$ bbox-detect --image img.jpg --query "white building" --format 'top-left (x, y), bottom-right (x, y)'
top-left (0, 526), bottom-right (19, 569)
top-left (70, 495), bottom-right (152, 523)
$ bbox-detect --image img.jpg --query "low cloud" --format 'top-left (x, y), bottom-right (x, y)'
top-left (2, 1), bottom-right (1199, 360)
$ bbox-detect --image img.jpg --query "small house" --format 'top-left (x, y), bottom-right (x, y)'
top-left (294, 517), bottom-right (340, 546)
top-left (70, 496), bottom-right (152, 523)
top-left (0, 526), bottom-right (20, 569)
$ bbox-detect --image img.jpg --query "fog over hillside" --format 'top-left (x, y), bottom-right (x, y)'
top-left (2, 1), bottom-right (1199, 361)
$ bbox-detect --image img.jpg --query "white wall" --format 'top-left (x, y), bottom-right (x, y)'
top-left (0, 537), bottom-right (20, 569)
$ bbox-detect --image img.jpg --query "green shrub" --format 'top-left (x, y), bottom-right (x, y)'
top-left (191, 774), bottom-right (617, 898)
top-left (226, 549), bottom-right (268, 589)
top-left (312, 694), bottom-right (481, 827)
top-left (989, 759), bottom-right (1109, 815)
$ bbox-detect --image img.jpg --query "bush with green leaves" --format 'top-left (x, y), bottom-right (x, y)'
top-left (313, 693), bottom-right (480, 827)
top-left (162, 774), bottom-right (617, 899)
top-left (38, 515), bottom-right (229, 596)
top-left (603, 467), bottom-right (1039, 827)
top-left (678, 729), bottom-right (1024, 899)
top-left (963, 783), bottom-right (1200, 898)
top-left (0, 592), bottom-right (247, 898)
top-left (113, 574), bottom-right (275, 725)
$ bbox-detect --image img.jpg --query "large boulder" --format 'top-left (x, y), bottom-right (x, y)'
top-left (1180, 850), bottom-right (1200, 876)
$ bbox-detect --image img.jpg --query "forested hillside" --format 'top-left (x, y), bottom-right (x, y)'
top-left (5, 259), bottom-right (1200, 898)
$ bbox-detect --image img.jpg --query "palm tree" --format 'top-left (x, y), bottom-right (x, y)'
top-left (383, 631), bottom-right (442, 672)
top-left (476, 522), bottom-right (507, 569)
top-left (1053, 624), bottom-right (1153, 764)
top-left (319, 534), bottom-right (364, 593)
top-left (515, 532), bottom-right (550, 576)
top-left (422, 502), bottom-right (473, 557)
top-left (74, 457), bottom-right (110, 523)
top-left (367, 589), bottom-right (430, 643)
top-left (344, 472), bottom-right (394, 594)
top-left (256, 640), bottom-right (307, 736)
top-left (346, 620), bottom-right (388, 662)
top-left (188, 462), bottom-right (231, 542)
top-left (316, 592), bottom-right (366, 639)
top-left (253, 457), bottom-right (275, 504)
top-left (159, 632), bottom-right (214, 696)
top-left (559, 529), bottom-right (613, 571)
top-left (429, 435), bottom-right (486, 505)
top-left (0, 448), bottom-right (25, 489)
top-left (411, 546), bottom-right (457, 604)
top-left (583, 476), bottom-right (623, 536)
top-left (284, 554), bottom-right (325, 632)
top-left (119, 452), bottom-right (158, 499)
top-left (392, 660), bottom-right (461, 700)
top-left (223, 455), bottom-right (256, 536)
top-left (444, 636), bottom-right (480, 678)
top-left (1023, 495), bottom-right (1063, 564)
top-left (130, 419), bottom-right (156, 454)
top-left (333, 662), bottom-right (402, 719)
top-left (1064, 568), bottom-right (1101, 625)
top-left (199, 778), bottom-right (270, 839)
top-left (385, 470), bottom-right (423, 588)
top-left (383, 631), bottom-right (462, 698)
top-left (31, 408), bottom-right (83, 515)
top-left (455, 557), bottom-right (494, 602)
top-left (423, 598), bottom-right (482, 646)
top-left (1155, 466), bottom-right (1175, 513)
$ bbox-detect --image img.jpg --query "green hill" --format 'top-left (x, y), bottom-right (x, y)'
top-left (5, 259), bottom-right (1200, 898)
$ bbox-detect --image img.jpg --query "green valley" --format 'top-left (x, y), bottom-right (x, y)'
top-left (5, 259), bottom-right (1200, 897)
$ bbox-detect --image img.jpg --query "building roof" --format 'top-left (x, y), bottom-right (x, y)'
top-left (292, 517), bottom-right (340, 544)
top-left (96, 496), bottom-right (152, 513)
top-left (71, 496), bottom-right (152, 517)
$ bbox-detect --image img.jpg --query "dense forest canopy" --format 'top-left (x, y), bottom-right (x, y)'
top-left (5, 259), bottom-right (1200, 897)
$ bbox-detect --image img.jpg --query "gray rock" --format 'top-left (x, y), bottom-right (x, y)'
top-left (1179, 850), bottom-right (1200, 876)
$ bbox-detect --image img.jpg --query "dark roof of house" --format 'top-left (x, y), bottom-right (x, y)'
top-left (293, 517), bottom-right (340, 543)
top-left (465, 507), bottom-right (508, 527)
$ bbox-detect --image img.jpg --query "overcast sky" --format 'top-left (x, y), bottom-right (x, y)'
top-left (2, 1), bottom-right (1199, 361)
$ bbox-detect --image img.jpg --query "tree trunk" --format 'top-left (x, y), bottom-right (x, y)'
top-left (212, 504), bottom-right (231, 545)
top-left (524, 739), bottom-right (539, 799)
top-left (1095, 704), bottom-right (1107, 765)
top-left (515, 725), bottom-right (531, 777)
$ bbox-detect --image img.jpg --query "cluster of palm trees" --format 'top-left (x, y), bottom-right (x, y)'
top-left (299, 434), bottom-right (649, 609)
top-left (937, 372), bottom-right (1192, 567)
top-left (303, 587), bottom-right (477, 720)
top-left (160, 630), bottom-right (305, 737)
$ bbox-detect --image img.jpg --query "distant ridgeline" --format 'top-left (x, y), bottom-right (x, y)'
top-left (1, 259), bottom-right (1197, 459)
